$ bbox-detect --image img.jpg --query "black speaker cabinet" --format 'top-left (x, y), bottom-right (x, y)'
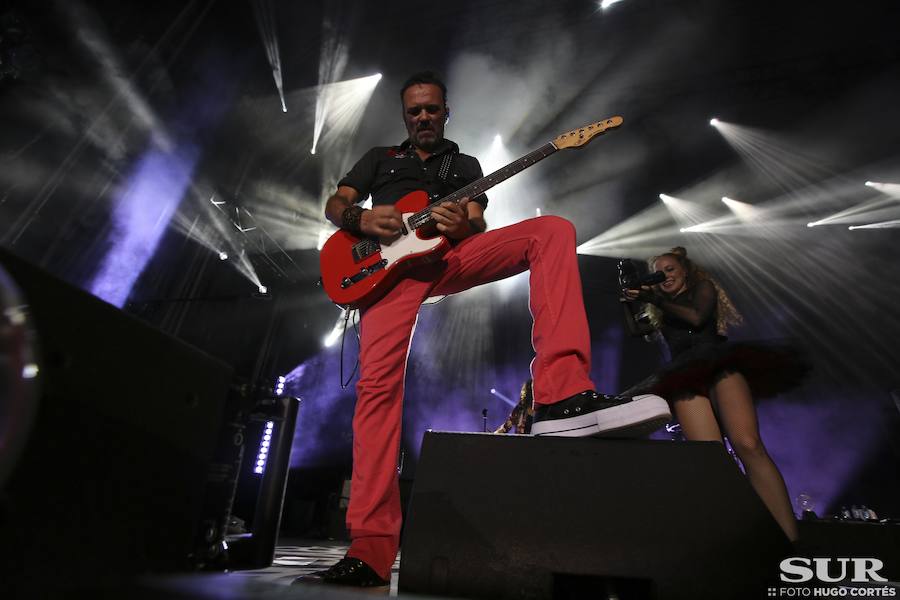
top-left (798, 520), bottom-right (900, 582)
top-left (0, 248), bottom-right (234, 595)
top-left (400, 431), bottom-right (792, 600)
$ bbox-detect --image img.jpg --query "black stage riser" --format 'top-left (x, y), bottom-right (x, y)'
top-left (400, 431), bottom-right (792, 600)
top-left (0, 249), bottom-right (233, 595)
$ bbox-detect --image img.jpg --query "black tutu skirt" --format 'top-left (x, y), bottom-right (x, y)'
top-left (623, 339), bottom-right (811, 402)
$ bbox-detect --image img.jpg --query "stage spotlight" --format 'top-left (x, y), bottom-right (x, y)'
top-left (658, 193), bottom-right (720, 232)
top-left (311, 72), bottom-right (383, 156)
top-left (258, 285), bottom-right (268, 294)
top-left (599, 0), bottom-right (625, 9)
top-left (721, 196), bottom-right (758, 223)
top-left (317, 229), bottom-right (329, 251)
top-left (252, 0), bottom-right (287, 114)
top-left (322, 308), bottom-right (358, 348)
top-left (218, 251), bottom-right (228, 260)
top-left (323, 328), bottom-right (340, 348)
top-left (710, 118), bottom-right (720, 127)
top-left (473, 131), bottom-right (534, 234)
top-left (848, 219), bottom-right (900, 230)
top-left (490, 387), bottom-right (516, 407)
top-left (863, 181), bottom-right (900, 196)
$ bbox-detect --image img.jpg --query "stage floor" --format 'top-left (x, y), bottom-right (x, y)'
top-left (11, 533), bottom-right (899, 599)
top-left (230, 538), bottom-right (400, 595)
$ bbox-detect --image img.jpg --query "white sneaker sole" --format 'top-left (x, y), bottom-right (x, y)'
top-left (531, 394), bottom-right (671, 438)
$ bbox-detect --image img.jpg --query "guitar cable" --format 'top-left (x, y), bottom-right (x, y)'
top-left (339, 307), bottom-right (360, 389)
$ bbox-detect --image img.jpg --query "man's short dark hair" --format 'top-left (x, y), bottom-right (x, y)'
top-left (400, 71), bottom-right (448, 104)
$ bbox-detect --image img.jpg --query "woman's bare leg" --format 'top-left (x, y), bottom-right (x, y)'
top-left (714, 372), bottom-right (799, 541)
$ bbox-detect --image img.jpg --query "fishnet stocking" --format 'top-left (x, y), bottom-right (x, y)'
top-left (671, 374), bottom-right (799, 541)
top-left (672, 395), bottom-right (722, 442)
top-left (713, 372), bottom-right (799, 541)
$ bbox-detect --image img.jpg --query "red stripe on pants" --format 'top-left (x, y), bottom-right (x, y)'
top-left (345, 216), bottom-right (594, 579)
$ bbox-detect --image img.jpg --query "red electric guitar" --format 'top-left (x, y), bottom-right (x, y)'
top-left (319, 116), bottom-right (624, 309)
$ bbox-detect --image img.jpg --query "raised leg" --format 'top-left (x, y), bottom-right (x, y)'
top-left (431, 216), bottom-right (593, 404)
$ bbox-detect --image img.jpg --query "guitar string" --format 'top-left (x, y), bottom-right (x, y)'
top-left (346, 123), bottom-right (615, 280)
top-left (407, 119), bottom-right (616, 227)
top-left (408, 142), bottom-right (558, 228)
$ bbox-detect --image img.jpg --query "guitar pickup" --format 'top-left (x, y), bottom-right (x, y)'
top-left (341, 259), bottom-right (388, 289)
top-left (352, 239), bottom-right (381, 263)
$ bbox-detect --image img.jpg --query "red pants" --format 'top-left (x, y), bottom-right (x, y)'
top-left (345, 216), bottom-right (594, 579)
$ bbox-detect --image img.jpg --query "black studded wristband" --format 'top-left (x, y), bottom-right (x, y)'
top-left (340, 205), bottom-right (365, 235)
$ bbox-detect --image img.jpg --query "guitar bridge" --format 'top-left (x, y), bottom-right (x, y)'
top-left (352, 239), bottom-right (381, 263)
top-left (341, 259), bottom-right (388, 289)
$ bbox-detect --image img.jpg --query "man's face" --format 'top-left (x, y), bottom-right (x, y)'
top-left (402, 83), bottom-right (447, 152)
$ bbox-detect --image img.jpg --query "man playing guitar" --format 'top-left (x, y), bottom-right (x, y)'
top-left (296, 71), bottom-right (670, 588)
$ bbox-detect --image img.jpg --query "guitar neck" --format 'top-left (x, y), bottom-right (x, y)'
top-left (410, 141), bottom-right (559, 228)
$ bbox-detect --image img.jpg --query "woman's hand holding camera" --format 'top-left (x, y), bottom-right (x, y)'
top-left (622, 285), bottom-right (664, 305)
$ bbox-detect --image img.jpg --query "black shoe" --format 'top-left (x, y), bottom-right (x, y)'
top-left (292, 557), bottom-right (389, 587)
top-left (531, 390), bottom-right (670, 437)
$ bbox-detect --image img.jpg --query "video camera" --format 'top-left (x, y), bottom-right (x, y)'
top-left (617, 259), bottom-right (665, 290)
top-left (617, 258), bottom-right (660, 336)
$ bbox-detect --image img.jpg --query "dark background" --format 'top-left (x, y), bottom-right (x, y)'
top-left (2, 0), bottom-right (899, 535)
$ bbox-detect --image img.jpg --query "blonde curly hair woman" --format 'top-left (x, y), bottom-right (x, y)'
top-left (623, 247), bottom-right (808, 541)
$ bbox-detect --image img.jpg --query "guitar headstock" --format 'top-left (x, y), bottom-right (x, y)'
top-left (553, 116), bottom-right (624, 150)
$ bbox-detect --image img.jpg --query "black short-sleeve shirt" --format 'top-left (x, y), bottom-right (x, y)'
top-left (337, 138), bottom-right (489, 209)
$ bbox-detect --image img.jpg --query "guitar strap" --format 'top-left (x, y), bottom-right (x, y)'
top-left (422, 149), bottom-right (458, 308)
top-left (437, 150), bottom-right (455, 183)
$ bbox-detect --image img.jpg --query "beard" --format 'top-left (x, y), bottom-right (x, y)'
top-left (410, 126), bottom-right (442, 151)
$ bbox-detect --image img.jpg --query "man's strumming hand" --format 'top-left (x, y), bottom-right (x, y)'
top-left (360, 205), bottom-right (404, 242)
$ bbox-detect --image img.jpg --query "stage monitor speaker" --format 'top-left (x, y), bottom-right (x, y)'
top-left (225, 395), bottom-right (299, 570)
top-left (400, 432), bottom-right (791, 600)
top-left (0, 248), bottom-right (234, 595)
top-left (798, 520), bottom-right (900, 582)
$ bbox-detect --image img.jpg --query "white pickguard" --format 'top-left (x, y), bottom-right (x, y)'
top-left (378, 212), bottom-right (445, 268)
